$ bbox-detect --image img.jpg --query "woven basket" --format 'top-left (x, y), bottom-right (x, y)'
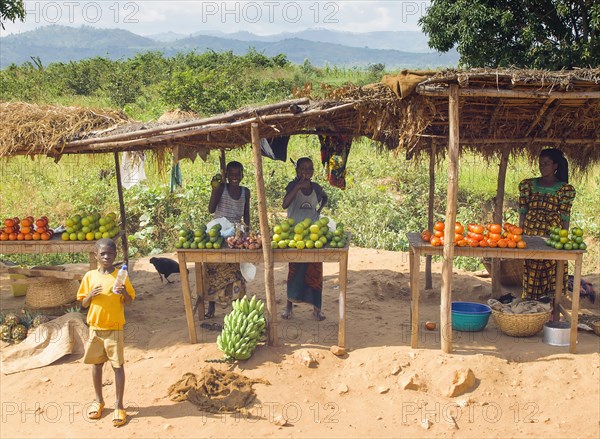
top-left (483, 259), bottom-right (524, 287)
top-left (24, 277), bottom-right (79, 310)
top-left (491, 309), bottom-right (551, 337)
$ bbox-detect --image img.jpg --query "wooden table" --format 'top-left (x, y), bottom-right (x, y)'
top-left (177, 246), bottom-right (349, 346)
top-left (406, 233), bottom-right (585, 353)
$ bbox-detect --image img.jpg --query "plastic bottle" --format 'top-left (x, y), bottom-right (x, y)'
top-left (113, 264), bottom-right (128, 293)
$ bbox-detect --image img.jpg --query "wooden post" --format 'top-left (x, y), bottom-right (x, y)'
top-left (113, 151), bottom-right (129, 266)
top-left (425, 141), bottom-right (436, 289)
top-left (219, 149), bottom-right (227, 178)
top-left (491, 148), bottom-right (510, 296)
top-left (441, 84), bottom-right (460, 353)
top-left (251, 123), bottom-right (278, 346)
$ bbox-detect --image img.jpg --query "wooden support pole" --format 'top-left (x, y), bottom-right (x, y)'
top-left (491, 148), bottom-right (511, 297)
top-left (441, 84), bottom-right (460, 353)
top-left (425, 141), bottom-right (436, 289)
top-left (113, 151), bottom-right (129, 266)
top-left (251, 123), bottom-right (278, 346)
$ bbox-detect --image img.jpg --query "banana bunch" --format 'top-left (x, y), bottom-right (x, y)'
top-left (216, 295), bottom-right (266, 361)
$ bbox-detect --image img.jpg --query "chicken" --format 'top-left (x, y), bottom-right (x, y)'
top-left (149, 257), bottom-right (186, 283)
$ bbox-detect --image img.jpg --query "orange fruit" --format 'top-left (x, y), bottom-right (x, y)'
top-left (20, 226), bottom-right (32, 234)
top-left (510, 233), bottom-right (522, 242)
top-left (32, 232), bottom-right (41, 240)
top-left (24, 233), bottom-right (33, 241)
top-left (4, 218), bottom-right (15, 227)
top-left (4, 226), bottom-right (15, 234)
top-left (517, 240), bottom-right (527, 249)
top-left (434, 221), bottom-right (445, 232)
top-left (36, 219), bottom-right (47, 228)
top-left (512, 227), bottom-right (523, 235)
top-left (0, 232), bottom-right (7, 241)
top-left (497, 239), bottom-right (508, 248)
top-left (21, 219), bottom-right (32, 227)
top-left (8, 232), bottom-right (17, 241)
top-left (41, 232), bottom-right (51, 241)
top-left (507, 240), bottom-right (517, 248)
top-left (17, 233), bottom-right (25, 240)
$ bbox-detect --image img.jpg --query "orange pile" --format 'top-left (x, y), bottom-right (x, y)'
top-left (1, 216), bottom-right (53, 241)
top-left (421, 221), bottom-right (526, 249)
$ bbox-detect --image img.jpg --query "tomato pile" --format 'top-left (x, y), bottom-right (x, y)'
top-left (421, 222), bottom-right (527, 248)
top-left (1, 216), bottom-right (54, 241)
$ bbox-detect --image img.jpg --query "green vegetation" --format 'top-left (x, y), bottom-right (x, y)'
top-left (420, 0), bottom-right (600, 68)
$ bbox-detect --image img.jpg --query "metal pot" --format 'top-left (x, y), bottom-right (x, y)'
top-left (542, 321), bottom-right (571, 346)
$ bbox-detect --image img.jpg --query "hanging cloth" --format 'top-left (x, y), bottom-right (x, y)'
top-left (318, 134), bottom-right (352, 189)
top-left (170, 162), bottom-right (183, 192)
top-left (260, 136), bottom-right (290, 162)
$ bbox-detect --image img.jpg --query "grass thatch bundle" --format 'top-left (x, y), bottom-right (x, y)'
top-left (0, 102), bottom-right (130, 158)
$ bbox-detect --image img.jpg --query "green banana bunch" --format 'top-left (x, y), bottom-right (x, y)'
top-left (217, 295), bottom-right (266, 361)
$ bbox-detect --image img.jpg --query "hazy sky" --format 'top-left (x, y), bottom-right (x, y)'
top-left (2, 1), bottom-right (430, 36)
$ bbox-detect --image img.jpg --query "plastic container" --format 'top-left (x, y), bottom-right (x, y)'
top-left (10, 274), bottom-right (28, 296)
top-left (451, 301), bottom-right (492, 332)
top-left (113, 264), bottom-right (128, 293)
top-left (542, 321), bottom-right (571, 346)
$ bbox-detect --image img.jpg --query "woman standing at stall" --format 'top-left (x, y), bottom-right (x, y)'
top-left (518, 148), bottom-right (576, 300)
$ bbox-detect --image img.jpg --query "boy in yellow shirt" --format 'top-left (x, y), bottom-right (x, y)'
top-left (77, 239), bottom-right (135, 427)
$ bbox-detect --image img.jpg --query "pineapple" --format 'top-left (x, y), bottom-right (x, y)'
top-left (32, 314), bottom-right (50, 328)
top-left (1, 324), bottom-right (12, 342)
top-left (11, 324), bottom-right (28, 342)
top-left (4, 312), bottom-right (20, 327)
top-left (19, 310), bottom-right (34, 329)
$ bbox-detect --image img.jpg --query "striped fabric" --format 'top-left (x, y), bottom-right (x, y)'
top-left (213, 186), bottom-right (248, 223)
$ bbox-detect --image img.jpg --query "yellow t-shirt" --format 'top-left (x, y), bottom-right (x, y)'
top-left (77, 268), bottom-right (135, 330)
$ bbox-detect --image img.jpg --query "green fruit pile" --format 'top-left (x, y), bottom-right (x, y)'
top-left (547, 226), bottom-right (587, 250)
top-left (175, 224), bottom-right (224, 249)
top-left (61, 212), bottom-right (119, 241)
top-left (270, 217), bottom-right (350, 250)
top-left (216, 295), bottom-right (266, 361)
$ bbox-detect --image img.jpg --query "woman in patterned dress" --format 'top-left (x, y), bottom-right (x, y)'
top-left (518, 149), bottom-right (576, 299)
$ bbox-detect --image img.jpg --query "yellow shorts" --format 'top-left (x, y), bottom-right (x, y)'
top-left (83, 329), bottom-right (124, 368)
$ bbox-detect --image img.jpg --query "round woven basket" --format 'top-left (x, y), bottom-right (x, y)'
top-left (491, 309), bottom-right (551, 337)
top-left (24, 277), bottom-right (79, 309)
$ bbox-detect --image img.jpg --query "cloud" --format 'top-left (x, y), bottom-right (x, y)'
top-left (1, 1), bottom-right (429, 36)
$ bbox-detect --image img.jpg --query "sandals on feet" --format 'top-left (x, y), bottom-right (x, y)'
top-left (87, 401), bottom-right (105, 420)
top-left (112, 408), bottom-right (127, 427)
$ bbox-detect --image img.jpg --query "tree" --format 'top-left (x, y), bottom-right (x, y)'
top-left (419, 0), bottom-right (599, 69)
top-left (1, 0), bottom-right (25, 30)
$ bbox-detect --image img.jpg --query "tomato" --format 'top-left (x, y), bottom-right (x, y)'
top-left (433, 221), bottom-right (445, 232)
top-left (425, 321), bottom-right (436, 330)
top-left (512, 227), bottom-right (523, 235)
top-left (488, 232), bottom-right (502, 242)
top-left (516, 240), bottom-right (527, 249)
top-left (421, 230), bottom-right (432, 242)
top-left (507, 240), bottom-right (517, 248)
top-left (455, 222), bottom-right (465, 234)
top-left (456, 239), bottom-right (467, 247)
top-left (497, 239), bottom-right (508, 248)
top-left (467, 231), bottom-right (484, 241)
top-left (455, 232), bottom-right (465, 242)
top-left (488, 239), bottom-right (498, 248)
top-left (468, 223), bottom-right (484, 234)
top-left (488, 223), bottom-right (502, 234)
top-left (478, 238), bottom-right (489, 247)
top-left (430, 236), bottom-right (442, 246)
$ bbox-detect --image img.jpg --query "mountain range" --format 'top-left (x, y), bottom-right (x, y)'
top-left (0, 25), bottom-right (458, 68)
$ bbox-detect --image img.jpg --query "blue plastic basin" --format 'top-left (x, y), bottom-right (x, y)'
top-left (451, 302), bottom-right (492, 332)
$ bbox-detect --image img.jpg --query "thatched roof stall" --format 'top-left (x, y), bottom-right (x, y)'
top-left (2, 68), bottom-right (599, 352)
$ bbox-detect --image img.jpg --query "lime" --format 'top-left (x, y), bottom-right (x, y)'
top-left (296, 240), bottom-right (305, 250)
top-left (294, 224), bottom-right (304, 235)
top-left (277, 240), bottom-right (287, 249)
top-left (564, 242), bottom-right (573, 250)
top-left (309, 233), bottom-right (319, 242)
top-left (571, 243), bottom-right (579, 250)
top-left (271, 241), bottom-right (278, 249)
top-left (579, 242), bottom-right (587, 250)
top-left (574, 236), bottom-right (583, 244)
top-left (287, 218), bottom-right (296, 226)
top-left (175, 241), bottom-right (182, 249)
top-left (61, 232), bottom-right (70, 241)
top-left (280, 222), bottom-right (290, 233)
top-left (309, 224), bottom-right (320, 234)
top-left (94, 232), bottom-right (103, 240)
top-left (305, 240), bottom-right (314, 249)
top-left (273, 225), bottom-right (283, 235)
top-left (314, 240), bottom-right (323, 249)
top-left (183, 242), bottom-right (191, 249)
top-left (559, 229), bottom-right (569, 237)
top-left (572, 227), bottom-right (584, 237)
top-left (554, 242), bottom-right (563, 250)
top-left (551, 226), bottom-right (560, 235)
top-left (190, 242), bottom-right (198, 249)
top-left (288, 240), bottom-right (296, 248)
top-left (559, 236), bottom-right (568, 244)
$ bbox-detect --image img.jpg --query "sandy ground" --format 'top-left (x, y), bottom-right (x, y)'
top-left (1, 247), bottom-right (599, 438)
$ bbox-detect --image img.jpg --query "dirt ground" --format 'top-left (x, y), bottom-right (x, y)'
top-left (1, 247), bottom-right (599, 438)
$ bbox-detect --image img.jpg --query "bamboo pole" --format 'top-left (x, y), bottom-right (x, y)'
top-left (251, 123), bottom-right (278, 346)
top-left (425, 141), bottom-right (436, 289)
top-left (113, 151), bottom-right (129, 266)
top-left (66, 98), bottom-right (310, 148)
top-left (418, 86), bottom-right (600, 100)
top-left (491, 148), bottom-right (511, 296)
top-left (441, 84), bottom-right (460, 353)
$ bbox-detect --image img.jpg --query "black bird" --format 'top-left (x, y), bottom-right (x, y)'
top-left (149, 257), bottom-right (186, 283)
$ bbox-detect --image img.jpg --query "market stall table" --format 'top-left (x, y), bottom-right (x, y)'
top-left (177, 246), bottom-right (349, 346)
top-left (406, 233), bottom-right (584, 354)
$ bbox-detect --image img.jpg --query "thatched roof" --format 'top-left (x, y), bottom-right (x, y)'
top-left (1, 68), bottom-right (599, 170)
